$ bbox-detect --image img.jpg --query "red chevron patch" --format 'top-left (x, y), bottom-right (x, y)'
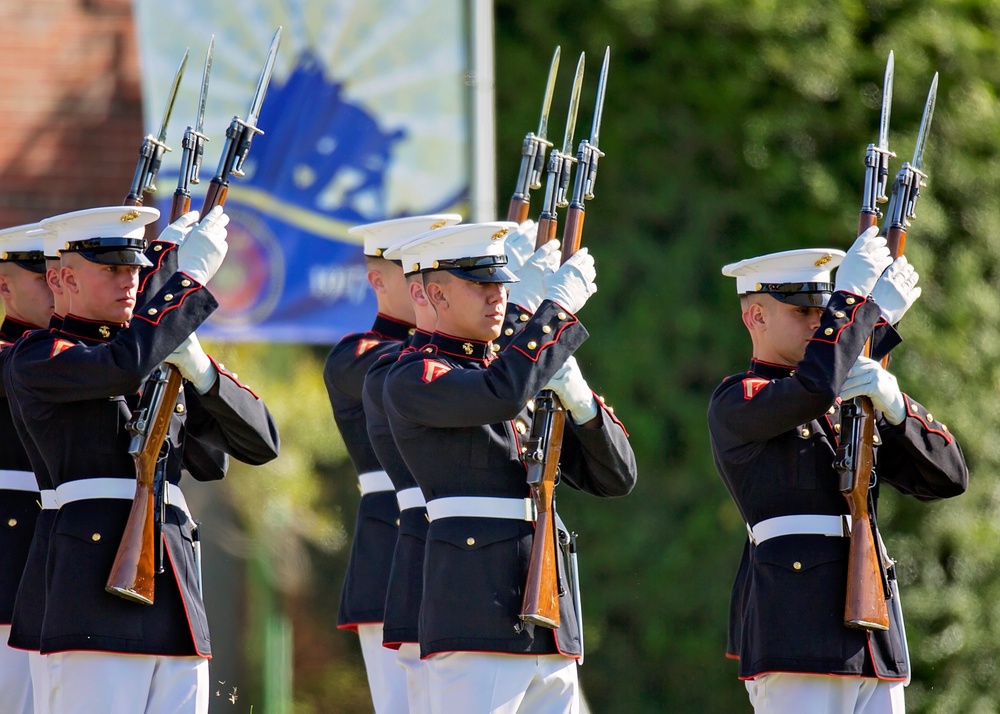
top-left (742, 378), bottom-right (769, 400)
top-left (422, 360), bottom-right (451, 383)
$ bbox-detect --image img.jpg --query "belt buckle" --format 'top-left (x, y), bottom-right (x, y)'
top-left (525, 498), bottom-right (537, 522)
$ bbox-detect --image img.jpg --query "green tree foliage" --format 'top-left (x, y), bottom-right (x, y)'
top-left (494, 1), bottom-right (1000, 711)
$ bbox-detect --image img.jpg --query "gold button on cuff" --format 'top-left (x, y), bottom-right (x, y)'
top-left (91, 533), bottom-right (102, 542)
top-left (7, 518), bottom-right (16, 527)
top-left (153, 244), bottom-right (163, 252)
top-left (824, 328), bottom-right (833, 335)
top-left (519, 314), bottom-right (529, 322)
top-left (557, 312), bottom-right (567, 320)
top-left (926, 413), bottom-right (934, 422)
top-left (541, 325), bottom-right (552, 334)
top-left (148, 308), bottom-right (158, 316)
top-left (491, 344), bottom-right (500, 353)
top-left (181, 279), bottom-right (192, 287)
top-left (527, 341), bottom-right (538, 350)
top-left (834, 424), bottom-right (841, 433)
top-left (175, 403), bottom-right (185, 414)
top-left (395, 519), bottom-right (400, 526)
top-left (828, 406), bottom-right (836, 414)
top-left (846, 297), bottom-right (856, 305)
top-left (834, 311), bottom-right (845, 319)
top-left (793, 561), bottom-right (802, 571)
top-left (408, 328), bottom-right (416, 336)
top-left (521, 446), bottom-right (528, 454)
top-left (164, 294), bottom-right (174, 302)
top-left (873, 434), bottom-right (881, 444)
top-left (466, 537), bottom-right (476, 546)
top-left (801, 429), bottom-right (810, 437)
top-left (504, 328), bottom-right (514, 336)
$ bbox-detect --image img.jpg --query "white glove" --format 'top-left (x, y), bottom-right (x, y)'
top-left (508, 239), bottom-right (560, 312)
top-left (834, 226), bottom-right (892, 297)
top-left (542, 248), bottom-right (597, 314)
top-left (504, 220), bottom-right (539, 273)
top-left (839, 356), bottom-right (906, 425)
top-left (176, 206), bottom-right (230, 285)
top-left (869, 255), bottom-right (921, 325)
top-left (163, 333), bottom-right (218, 394)
top-left (155, 210), bottom-right (200, 244)
top-left (544, 356), bottom-right (599, 424)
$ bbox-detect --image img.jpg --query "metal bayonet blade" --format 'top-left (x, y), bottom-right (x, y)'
top-left (246, 27), bottom-right (282, 127)
top-left (536, 46), bottom-right (561, 141)
top-left (589, 46), bottom-right (610, 149)
top-left (195, 36), bottom-right (215, 134)
top-left (877, 50), bottom-right (893, 152)
top-left (912, 72), bottom-right (938, 171)
top-left (561, 53), bottom-right (586, 155)
top-left (156, 48), bottom-right (189, 143)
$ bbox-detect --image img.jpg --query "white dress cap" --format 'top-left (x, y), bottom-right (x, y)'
top-left (722, 248), bottom-right (846, 295)
top-left (397, 221), bottom-right (520, 283)
top-left (349, 214), bottom-right (463, 257)
top-left (0, 223), bottom-right (49, 273)
top-left (40, 206), bottom-right (159, 267)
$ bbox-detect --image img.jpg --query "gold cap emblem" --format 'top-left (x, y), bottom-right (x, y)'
top-left (814, 254), bottom-right (833, 267)
top-left (430, 219), bottom-right (447, 230)
top-left (120, 210), bottom-right (141, 223)
top-left (462, 342), bottom-right (474, 355)
top-left (98, 325), bottom-right (110, 338)
top-left (491, 227), bottom-right (510, 241)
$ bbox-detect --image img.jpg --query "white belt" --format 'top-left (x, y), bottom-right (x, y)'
top-left (747, 514), bottom-right (852, 545)
top-left (55, 478), bottom-right (192, 519)
top-left (0, 470), bottom-right (38, 493)
top-left (396, 487), bottom-right (426, 511)
top-left (426, 496), bottom-right (536, 522)
top-left (40, 490), bottom-right (57, 510)
top-left (358, 470), bottom-right (394, 495)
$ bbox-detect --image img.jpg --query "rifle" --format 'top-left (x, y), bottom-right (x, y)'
top-left (172, 36), bottom-right (214, 221)
top-left (125, 50), bottom-right (188, 207)
top-left (507, 47), bottom-right (560, 223)
top-left (106, 42), bottom-right (214, 604)
top-left (520, 48), bottom-right (609, 629)
top-left (836, 61), bottom-right (938, 631)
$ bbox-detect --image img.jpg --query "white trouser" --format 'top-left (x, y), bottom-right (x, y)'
top-left (0, 625), bottom-right (32, 714)
top-left (47, 651), bottom-right (208, 714)
top-left (357, 623), bottom-right (410, 713)
top-left (426, 651), bottom-right (579, 714)
top-left (397, 643), bottom-right (431, 714)
top-left (29, 651), bottom-right (49, 714)
top-left (746, 673), bottom-right (905, 714)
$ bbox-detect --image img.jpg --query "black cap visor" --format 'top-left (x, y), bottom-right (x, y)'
top-left (63, 237), bottom-right (153, 268)
top-left (438, 254), bottom-right (519, 284)
top-left (748, 282), bottom-right (833, 307)
top-left (0, 251), bottom-right (47, 274)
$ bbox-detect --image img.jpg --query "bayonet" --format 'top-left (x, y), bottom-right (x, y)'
top-left (857, 51), bottom-right (896, 234)
top-left (534, 52), bottom-right (585, 246)
top-left (911, 72), bottom-right (937, 172)
top-left (172, 38), bottom-right (214, 220)
top-left (877, 51), bottom-right (893, 156)
top-left (125, 49), bottom-right (188, 205)
top-left (202, 27), bottom-right (283, 213)
top-left (506, 47), bottom-right (560, 222)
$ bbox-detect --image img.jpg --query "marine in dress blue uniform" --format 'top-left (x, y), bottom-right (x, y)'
top-left (5, 205), bottom-right (231, 714)
top-left (709, 230), bottom-right (968, 714)
top-left (324, 214), bottom-right (461, 714)
top-left (382, 223), bottom-right (637, 714)
top-left (0, 224), bottom-right (53, 714)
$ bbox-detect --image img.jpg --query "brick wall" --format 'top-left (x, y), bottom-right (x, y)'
top-left (0, 0), bottom-right (141, 226)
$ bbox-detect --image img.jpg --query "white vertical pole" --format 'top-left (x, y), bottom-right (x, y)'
top-left (469, 0), bottom-right (496, 222)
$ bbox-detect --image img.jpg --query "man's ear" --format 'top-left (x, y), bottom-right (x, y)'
top-left (0, 273), bottom-right (11, 300)
top-left (425, 282), bottom-right (447, 310)
top-left (409, 280), bottom-right (429, 307)
top-left (742, 302), bottom-right (765, 332)
top-left (60, 266), bottom-right (80, 295)
top-left (367, 268), bottom-right (386, 294)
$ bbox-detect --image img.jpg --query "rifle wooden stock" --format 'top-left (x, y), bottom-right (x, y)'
top-left (507, 197), bottom-right (530, 224)
top-left (201, 178), bottom-right (228, 215)
top-left (536, 216), bottom-right (559, 248)
top-left (842, 396), bottom-right (890, 630)
top-left (520, 399), bottom-right (566, 628)
top-left (561, 206), bottom-right (585, 264)
top-left (106, 368), bottom-right (183, 604)
top-left (171, 192), bottom-right (192, 223)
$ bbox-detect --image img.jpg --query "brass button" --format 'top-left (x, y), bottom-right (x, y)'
top-left (527, 399), bottom-right (535, 412)
top-left (942, 424), bottom-right (949, 432)
top-left (515, 420), bottom-right (527, 434)
top-left (504, 328), bottom-right (514, 336)
top-left (175, 403), bottom-right (185, 414)
top-left (395, 518), bottom-right (400, 526)
top-left (801, 428), bottom-right (810, 437)
top-left (823, 328), bottom-right (833, 336)
top-left (557, 312), bottom-right (567, 320)
top-left (164, 294), bottom-right (174, 302)
top-left (466, 537), bottom-right (476, 546)
top-left (527, 341), bottom-right (538, 350)
top-left (521, 446), bottom-right (528, 454)
top-left (793, 561), bottom-right (802, 571)
top-left (542, 325), bottom-right (552, 334)
top-left (491, 344), bottom-right (500, 353)
top-left (408, 328), bottom-right (416, 336)
top-left (153, 244), bottom-right (163, 252)
top-left (519, 314), bottom-right (529, 322)
top-left (845, 297), bottom-right (856, 305)
top-left (181, 279), bottom-right (192, 287)
top-left (873, 434), bottom-right (881, 444)
top-left (148, 308), bottom-right (158, 316)
top-left (91, 533), bottom-right (102, 542)
top-left (7, 518), bottom-right (16, 527)
top-left (834, 311), bottom-right (845, 319)
top-left (598, 395), bottom-right (606, 403)
top-left (607, 406), bottom-right (614, 414)
top-left (828, 406), bottom-right (836, 414)
top-left (926, 413), bottom-right (934, 422)
top-left (834, 424), bottom-right (841, 433)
